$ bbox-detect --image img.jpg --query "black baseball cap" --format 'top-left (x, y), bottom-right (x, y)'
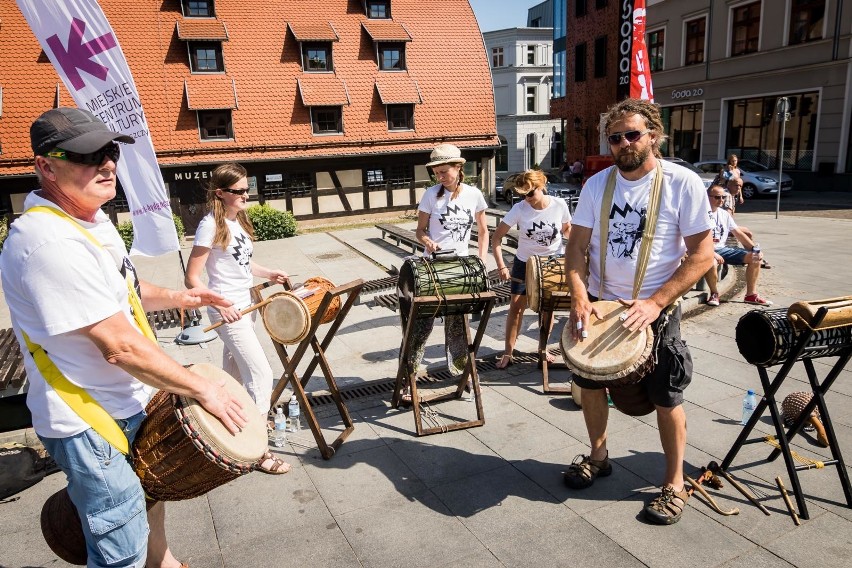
top-left (31, 107), bottom-right (134, 157)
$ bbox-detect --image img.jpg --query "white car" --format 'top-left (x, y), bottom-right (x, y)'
top-left (662, 157), bottom-right (716, 189)
top-left (694, 159), bottom-right (793, 199)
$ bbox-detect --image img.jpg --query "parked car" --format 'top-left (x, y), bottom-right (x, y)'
top-left (662, 156), bottom-right (716, 189)
top-left (500, 172), bottom-right (578, 203)
top-left (693, 159), bottom-right (793, 199)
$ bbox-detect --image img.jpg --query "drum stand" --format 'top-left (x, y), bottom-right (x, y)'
top-left (721, 308), bottom-right (852, 520)
top-left (392, 292), bottom-right (496, 436)
top-left (253, 279), bottom-right (364, 460)
top-left (538, 293), bottom-right (572, 394)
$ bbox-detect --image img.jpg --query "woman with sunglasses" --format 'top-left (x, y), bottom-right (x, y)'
top-left (185, 163), bottom-right (291, 474)
top-left (492, 170), bottom-right (572, 369)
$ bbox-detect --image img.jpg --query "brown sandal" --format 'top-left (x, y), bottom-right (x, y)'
top-left (496, 354), bottom-right (513, 369)
top-left (256, 451), bottom-right (291, 475)
top-left (643, 485), bottom-right (689, 525)
top-left (563, 453), bottom-right (612, 489)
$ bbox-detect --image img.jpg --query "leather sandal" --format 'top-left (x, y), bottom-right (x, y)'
top-left (496, 354), bottom-right (513, 369)
top-left (563, 453), bottom-right (612, 489)
top-left (256, 451), bottom-right (291, 475)
top-left (643, 485), bottom-right (689, 525)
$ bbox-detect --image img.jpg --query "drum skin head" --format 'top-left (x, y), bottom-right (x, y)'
top-left (262, 292), bottom-right (310, 344)
top-left (179, 364), bottom-right (267, 465)
top-left (561, 300), bottom-right (652, 377)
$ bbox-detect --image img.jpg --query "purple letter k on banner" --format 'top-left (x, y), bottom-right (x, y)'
top-left (45, 17), bottom-right (116, 91)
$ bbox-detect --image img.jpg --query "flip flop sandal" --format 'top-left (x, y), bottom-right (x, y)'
top-left (643, 485), bottom-right (689, 525)
top-left (563, 453), bottom-right (612, 489)
top-left (256, 451), bottom-right (291, 475)
top-left (496, 354), bottom-right (513, 369)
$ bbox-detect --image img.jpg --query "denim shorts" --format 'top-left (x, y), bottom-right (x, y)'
top-left (40, 412), bottom-right (148, 568)
top-left (510, 257), bottom-right (527, 295)
top-left (716, 246), bottom-right (748, 265)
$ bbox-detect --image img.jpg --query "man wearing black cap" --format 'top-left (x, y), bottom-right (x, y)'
top-left (0, 108), bottom-right (246, 568)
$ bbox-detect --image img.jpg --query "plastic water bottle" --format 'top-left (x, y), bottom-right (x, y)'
top-left (272, 407), bottom-right (287, 447)
top-left (287, 395), bottom-right (301, 433)
top-left (751, 243), bottom-right (761, 264)
top-left (741, 390), bottom-right (758, 425)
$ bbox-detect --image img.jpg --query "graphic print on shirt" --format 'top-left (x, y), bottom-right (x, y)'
top-left (120, 256), bottom-right (141, 297)
top-left (709, 210), bottom-right (725, 244)
top-left (438, 204), bottom-right (474, 243)
top-left (608, 201), bottom-right (646, 259)
top-left (231, 233), bottom-right (253, 275)
top-left (526, 221), bottom-right (558, 247)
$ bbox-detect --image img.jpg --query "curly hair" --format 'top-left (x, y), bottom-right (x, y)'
top-left (206, 163), bottom-right (255, 250)
top-left (513, 170), bottom-right (547, 194)
top-left (601, 98), bottom-right (667, 158)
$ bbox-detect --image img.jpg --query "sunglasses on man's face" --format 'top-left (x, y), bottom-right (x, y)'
top-left (221, 188), bottom-right (249, 195)
top-left (45, 143), bottom-right (121, 166)
top-left (607, 129), bottom-right (650, 145)
top-left (710, 195), bottom-right (726, 200)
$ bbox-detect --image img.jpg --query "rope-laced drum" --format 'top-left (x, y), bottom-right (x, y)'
top-left (261, 277), bottom-right (340, 345)
top-left (397, 254), bottom-right (490, 325)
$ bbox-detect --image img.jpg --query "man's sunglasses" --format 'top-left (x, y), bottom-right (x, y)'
top-left (710, 195), bottom-right (726, 200)
top-left (607, 129), bottom-right (650, 145)
top-left (221, 188), bottom-right (249, 195)
top-left (45, 143), bottom-right (121, 166)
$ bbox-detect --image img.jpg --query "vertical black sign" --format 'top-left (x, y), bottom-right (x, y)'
top-left (617, 0), bottom-right (634, 101)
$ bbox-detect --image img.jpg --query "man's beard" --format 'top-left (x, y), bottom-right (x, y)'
top-left (614, 145), bottom-right (651, 172)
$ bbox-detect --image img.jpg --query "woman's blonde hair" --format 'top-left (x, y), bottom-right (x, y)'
top-left (513, 169), bottom-right (547, 194)
top-left (206, 163), bottom-right (255, 250)
top-left (727, 154), bottom-right (739, 165)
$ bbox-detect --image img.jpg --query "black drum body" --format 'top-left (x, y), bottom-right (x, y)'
top-left (736, 308), bottom-right (852, 367)
top-left (397, 255), bottom-right (490, 327)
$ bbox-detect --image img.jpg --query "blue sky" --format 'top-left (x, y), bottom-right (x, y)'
top-left (468, 0), bottom-right (544, 32)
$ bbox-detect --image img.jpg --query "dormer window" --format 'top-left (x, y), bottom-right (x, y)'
top-left (303, 43), bottom-right (333, 72)
top-left (183, 0), bottom-right (214, 18)
top-left (367, 1), bottom-right (391, 19)
top-left (188, 42), bottom-right (224, 72)
top-left (379, 43), bottom-right (405, 71)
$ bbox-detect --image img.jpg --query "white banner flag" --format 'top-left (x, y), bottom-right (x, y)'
top-left (17, 0), bottom-right (179, 256)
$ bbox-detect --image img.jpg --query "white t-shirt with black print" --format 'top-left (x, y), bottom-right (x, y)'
top-left (502, 197), bottom-right (572, 262)
top-left (709, 207), bottom-right (737, 250)
top-left (418, 183), bottom-right (487, 256)
top-left (572, 160), bottom-right (712, 301)
top-left (193, 214), bottom-right (254, 309)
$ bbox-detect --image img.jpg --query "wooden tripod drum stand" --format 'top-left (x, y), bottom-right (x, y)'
top-left (538, 292), bottom-right (572, 394)
top-left (392, 292), bottom-right (496, 436)
top-left (253, 279), bottom-right (364, 459)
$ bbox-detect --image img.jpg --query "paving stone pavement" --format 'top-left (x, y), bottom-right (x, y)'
top-left (1, 204), bottom-right (851, 567)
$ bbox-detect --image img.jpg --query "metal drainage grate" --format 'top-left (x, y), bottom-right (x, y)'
top-left (360, 275), bottom-right (399, 294)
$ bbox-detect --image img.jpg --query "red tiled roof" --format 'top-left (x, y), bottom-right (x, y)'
top-left (375, 75), bottom-right (421, 104)
top-left (297, 75), bottom-right (349, 106)
top-left (0, 1), bottom-right (497, 174)
top-left (287, 22), bottom-right (339, 42)
top-left (362, 20), bottom-right (412, 42)
top-left (176, 19), bottom-right (229, 41)
top-left (184, 76), bottom-right (237, 109)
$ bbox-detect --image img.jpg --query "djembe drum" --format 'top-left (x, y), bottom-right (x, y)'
top-left (261, 277), bottom-right (340, 345)
top-left (397, 254), bottom-right (490, 327)
top-left (525, 254), bottom-right (571, 313)
top-left (561, 300), bottom-right (656, 416)
top-left (41, 364), bottom-right (265, 564)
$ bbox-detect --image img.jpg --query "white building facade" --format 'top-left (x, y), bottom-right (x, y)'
top-left (483, 27), bottom-right (562, 175)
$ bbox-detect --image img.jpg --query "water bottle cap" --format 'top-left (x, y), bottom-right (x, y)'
top-left (747, 390), bottom-right (755, 395)
top-left (290, 395), bottom-right (297, 402)
top-left (276, 407), bottom-right (283, 415)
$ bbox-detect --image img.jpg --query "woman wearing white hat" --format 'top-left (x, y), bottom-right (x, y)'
top-left (399, 144), bottom-right (488, 399)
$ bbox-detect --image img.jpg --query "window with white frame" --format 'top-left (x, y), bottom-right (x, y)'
top-left (492, 47), bottom-right (504, 68)
top-left (647, 28), bottom-right (664, 71)
top-left (789, 0), bottom-right (825, 45)
top-left (527, 45), bottom-right (536, 65)
top-left (684, 17), bottom-right (705, 66)
top-left (731, 1), bottom-right (761, 56)
top-left (526, 85), bottom-right (537, 113)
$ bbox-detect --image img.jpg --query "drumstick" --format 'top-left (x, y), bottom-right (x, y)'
top-left (707, 461), bottom-right (770, 515)
top-left (202, 298), bottom-right (273, 332)
top-left (775, 476), bottom-right (801, 525)
top-left (684, 474), bottom-right (739, 516)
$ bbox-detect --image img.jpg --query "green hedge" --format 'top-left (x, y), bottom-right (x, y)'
top-left (246, 204), bottom-right (297, 241)
top-left (117, 214), bottom-right (185, 252)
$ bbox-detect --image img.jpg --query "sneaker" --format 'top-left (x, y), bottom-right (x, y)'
top-left (706, 292), bottom-right (720, 307)
top-left (744, 294), bottom-right (773, 306)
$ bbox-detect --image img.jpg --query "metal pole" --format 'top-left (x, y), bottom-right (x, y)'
top-left (774, 98), bottom-right (790, 220)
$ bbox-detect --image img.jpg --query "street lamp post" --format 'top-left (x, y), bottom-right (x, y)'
top-left (774, 97), bottom-right (791, 220)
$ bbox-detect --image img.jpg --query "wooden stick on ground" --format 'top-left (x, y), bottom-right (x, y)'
top-left (775, 476), bottom-right (801, 526)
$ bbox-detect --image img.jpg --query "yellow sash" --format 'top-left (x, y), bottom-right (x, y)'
top-left (21, 206), bottom-right (157, 455)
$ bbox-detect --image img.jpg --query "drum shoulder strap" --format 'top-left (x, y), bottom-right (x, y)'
top-left (598, 162), bottom-right (667, 302)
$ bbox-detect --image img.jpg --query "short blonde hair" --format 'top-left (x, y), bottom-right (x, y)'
top-left (513, 170), bottom-right (547, 194)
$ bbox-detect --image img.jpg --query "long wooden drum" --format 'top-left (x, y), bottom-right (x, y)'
top-left (261, 277), bottom-right (340, 345)
top-left (525, 254), bottom-right (571, 313)
top-left (133, 363), bottom-right (267, 501)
